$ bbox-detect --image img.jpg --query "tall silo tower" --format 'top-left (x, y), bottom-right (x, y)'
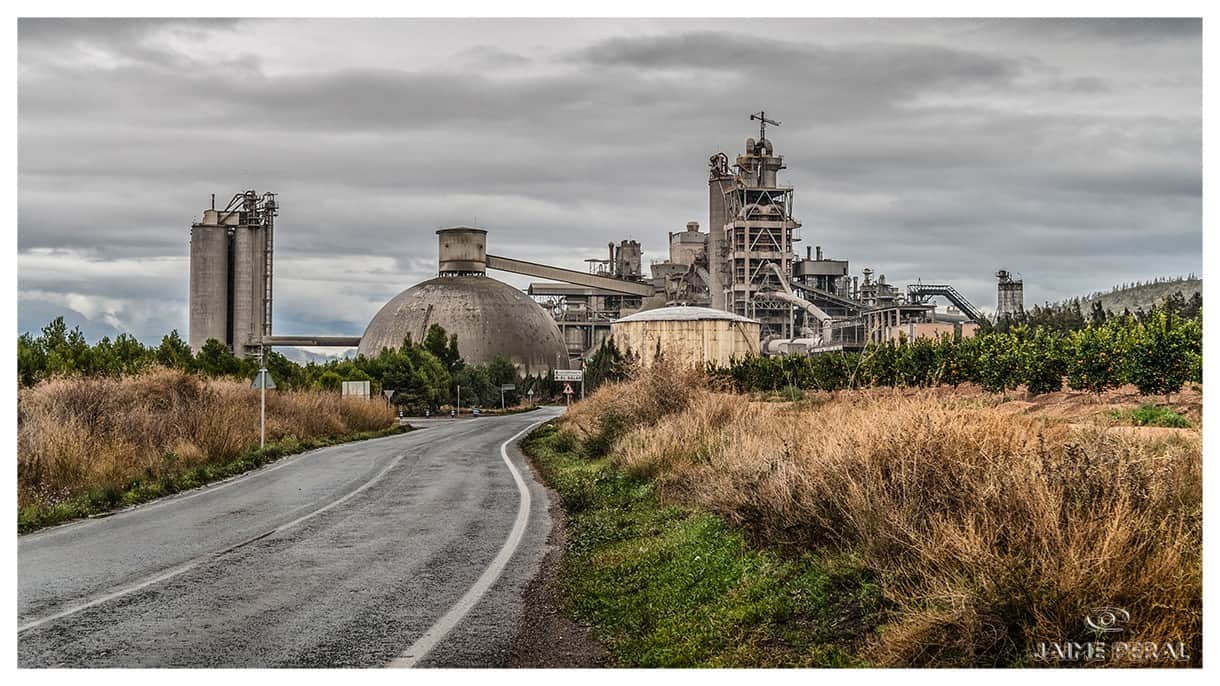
top-left (996, 269), bottom-right (1024, 318)
top-left (188, 191), bottom-right (277, 355)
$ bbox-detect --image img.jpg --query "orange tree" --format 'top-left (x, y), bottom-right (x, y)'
top-left (1128, 309), bottom-right (1199, 400)
top-left (1066, 322), bottom-right (1127, 395)
top-left (1022, 326), bottom-right (1069, 396)
top-left (977, 330), bottom-right (1023, 393)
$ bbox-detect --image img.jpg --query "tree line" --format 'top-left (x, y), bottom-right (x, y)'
top-left (17, 319), bottom-right (572, 413)
top-left (982, 289), bottom-right (1202, 334)
top-left (714, 294), bottom-right (1202, 399)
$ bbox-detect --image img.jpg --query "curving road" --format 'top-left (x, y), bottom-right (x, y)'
top-left (18, 408), bottom-right (563, 668)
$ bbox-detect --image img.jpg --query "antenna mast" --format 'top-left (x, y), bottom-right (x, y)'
top-left (750, 111), bottom-right (781, 141)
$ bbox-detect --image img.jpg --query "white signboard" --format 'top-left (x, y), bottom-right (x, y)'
top-left (553, 369), bottom-right (583, 382)
top-left (501, 384), bottom-right (516, 391)
top-left (341, 380), bottom-right (370, 397)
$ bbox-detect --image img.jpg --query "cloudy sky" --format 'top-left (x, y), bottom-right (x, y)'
top-left (17, 18), bottom-right (1201, 344)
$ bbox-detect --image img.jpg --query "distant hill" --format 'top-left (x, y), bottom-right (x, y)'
top-left (1077, 276), bottom-right (1201, 315)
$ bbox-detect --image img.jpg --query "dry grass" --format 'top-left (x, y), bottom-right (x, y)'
top-left (561, 363), bottom-right (1202, 666)
top-left (17, 367), bottom-right (395, 510)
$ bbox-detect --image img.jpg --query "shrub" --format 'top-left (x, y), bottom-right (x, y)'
top-left (1067, 324), bottom-right (1127, 395)
top-left (563, 381), bottom-right (1202, 667)
top-left (17, 367), bottom-right (397, 514)
top-left (1128, 310), bottom-right (1199, 400)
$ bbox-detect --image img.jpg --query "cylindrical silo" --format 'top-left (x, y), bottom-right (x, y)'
top-left (611, 306), bottom-right (760, 368)
top-left (708, 166), bottom-right (735, 311)
top-left (248, 225), bottom-right (266, 346)
top-left (188, 221), bottom-right (230, 352)
top-left (232, 225), bottom-right (255, 351)
top-left (436, 227), bottom-right (487, 275)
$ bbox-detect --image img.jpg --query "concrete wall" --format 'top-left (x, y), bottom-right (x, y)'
top-left (611, 318), bottom-right (761, 368)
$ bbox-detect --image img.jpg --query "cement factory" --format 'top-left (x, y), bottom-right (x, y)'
top-left (188, 114), bottom-right (1024, 372)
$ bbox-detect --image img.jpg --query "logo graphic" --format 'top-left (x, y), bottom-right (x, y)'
top-left (1084, 607), bottom-right (1130, 633)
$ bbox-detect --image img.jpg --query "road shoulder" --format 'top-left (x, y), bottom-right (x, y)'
top-left (508, 453), bottom-right (609, 667)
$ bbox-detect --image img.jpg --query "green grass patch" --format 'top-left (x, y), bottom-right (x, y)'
top-left (523, 423), bottom-right (881, 667)
top-left (1108, 403), bottom-right (1191, 428)
top-left (17, 424), bottom-right (412, 534)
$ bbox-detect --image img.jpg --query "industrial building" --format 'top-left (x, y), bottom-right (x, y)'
top-left (187, 114), bottom-right (1008, 372)
top-left (530, 113), bottom-right (990, 357)
top-left (358, 228), bottom-right (572, 375)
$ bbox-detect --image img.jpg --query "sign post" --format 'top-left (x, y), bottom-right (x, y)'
top-left (500, 383), bottom-right (516, 410)
top-left (260, 367), bottom-right (266, 449)
top-left (527, 389), bottom-right (535, 407)
top-left (250, 365), bottom-right (277, 450)
top-left (554, 370), bottom-right (583, 406)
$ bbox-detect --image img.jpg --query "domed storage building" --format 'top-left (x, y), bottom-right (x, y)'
top-left (358, 228), bottom-right (571, 375)
top-left (610, 306), bottom-right (760, 368)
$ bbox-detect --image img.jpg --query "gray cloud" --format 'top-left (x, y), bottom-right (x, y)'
top-left (17, 18), bottom-right (1201, 342)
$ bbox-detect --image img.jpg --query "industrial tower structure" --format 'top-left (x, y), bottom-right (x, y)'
top-left (708, 112), bottom-right (803, 338)
top-left (996, 269), bottom-right (1025, 317)
top-left (188, 191), bottom-right (278, 355)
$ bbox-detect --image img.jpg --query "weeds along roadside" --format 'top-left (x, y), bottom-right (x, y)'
top-left (527, 360), bottom-right (1202, 667)
top-left (17, 367), bottom-right (404, 533)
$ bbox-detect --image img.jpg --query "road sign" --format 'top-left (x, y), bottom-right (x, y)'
top-left (501, 383), bottom-right (516, 391)
top-left (562, 382), bottom-right (574, 395)
top-left (383, 389), bottom-right (395, 401)
top-left (250, 370), bottom-right (277, 390)
top-left (553, 369), bottom-right (583, 382)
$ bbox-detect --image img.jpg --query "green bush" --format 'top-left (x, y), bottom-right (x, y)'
top-left (1128, 310), bottom-right (1199, 399)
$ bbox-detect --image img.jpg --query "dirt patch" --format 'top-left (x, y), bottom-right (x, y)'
top-left (508, 468), bottom-right (609, 668)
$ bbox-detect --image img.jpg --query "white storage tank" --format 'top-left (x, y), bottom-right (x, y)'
top-left (610, 306), bottom-right (760, 368)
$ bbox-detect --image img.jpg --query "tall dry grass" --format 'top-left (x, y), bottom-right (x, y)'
top-left (561, 363), bottom-right (1202, 666)
top-left (18, 367), bottom-right (395, 510)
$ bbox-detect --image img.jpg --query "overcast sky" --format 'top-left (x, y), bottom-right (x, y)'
top-left (17, 18), bottom-right (1202, 344)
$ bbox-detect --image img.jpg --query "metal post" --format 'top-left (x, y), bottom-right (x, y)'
top-left (501, 386), bottom-right (505, 410)
top-left (456, 384), bottom-right (461, 416)
top-left (581, 379), bottom-right (585, 400)
top-left (258, 359), bottom-right (267, 450)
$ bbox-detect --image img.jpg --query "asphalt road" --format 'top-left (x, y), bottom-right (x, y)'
top-left (18, 407), bottom-right (564, 668)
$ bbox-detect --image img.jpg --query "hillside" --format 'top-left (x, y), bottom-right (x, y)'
top-left (1077, 276), bottom-right (1200, 315)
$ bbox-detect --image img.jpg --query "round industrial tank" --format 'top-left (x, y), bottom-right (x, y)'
top-left (358, 227), bottom-right (571, 375)
top-left (611, 306), bottom-right (760, 368)
top-left (358, 276), bottom-right (571, 374)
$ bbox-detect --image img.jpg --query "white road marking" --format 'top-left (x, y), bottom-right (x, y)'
top-left (18, 448), bottom-right (415, 633)
top-left (388, 417), bottom-right (548, 668)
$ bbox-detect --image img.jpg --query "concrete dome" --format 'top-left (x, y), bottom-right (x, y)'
top-left (358, 275), bottom-right (570, 375)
